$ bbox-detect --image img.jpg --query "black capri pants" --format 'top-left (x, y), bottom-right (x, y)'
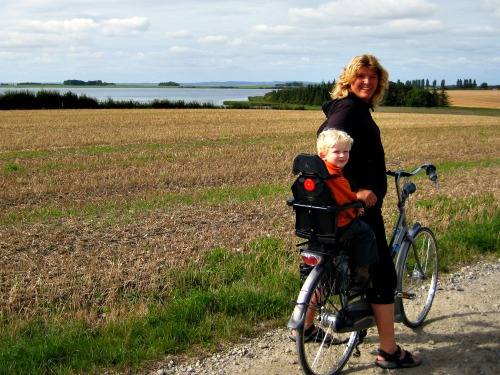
top-left (361, 205), bottom-right (398, 304)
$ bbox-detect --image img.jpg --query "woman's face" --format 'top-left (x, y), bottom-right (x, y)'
top-left (350, 66), bottom-right (379, 103)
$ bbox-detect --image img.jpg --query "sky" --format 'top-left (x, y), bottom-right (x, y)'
top-left (1, 0), bottom-right (499, 85)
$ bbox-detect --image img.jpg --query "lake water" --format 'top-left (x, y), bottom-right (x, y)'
top-left (0, 87), bottom-right (274, 106)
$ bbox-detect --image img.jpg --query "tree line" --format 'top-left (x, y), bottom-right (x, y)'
top-left (0, 90), bottom-right (219, 110)
top-left (63, 80), bottom-right (115, 86)
top-left (264, 80), bottom-right (451, 107)
top-left (158, 81), bottom-right (180, 87)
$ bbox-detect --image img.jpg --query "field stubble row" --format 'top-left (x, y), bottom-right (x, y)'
top-left (0, 108), bottom-right (498, 324)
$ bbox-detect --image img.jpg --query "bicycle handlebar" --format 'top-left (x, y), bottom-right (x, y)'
top-left (387, 164), bottom-right (439, 188)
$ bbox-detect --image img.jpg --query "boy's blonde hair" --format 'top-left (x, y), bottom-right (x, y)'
top-left (317, 129), bottom-right (353, 156)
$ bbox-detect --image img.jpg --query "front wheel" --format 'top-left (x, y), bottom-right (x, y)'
top-left (398, 227), bottom-right (438, 327)
top-left (296, 267), bottom-right (359, 375)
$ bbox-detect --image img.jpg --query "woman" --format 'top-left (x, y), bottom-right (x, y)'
top-left (318, 54), bottom-right (421, 369)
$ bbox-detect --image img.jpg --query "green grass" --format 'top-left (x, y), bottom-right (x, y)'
top-left (0, 238), bottom-right (298, 375)
top-left (415, 193), bottom-right (499, 270)
top-left (433, 159), bottom-right (500, 174)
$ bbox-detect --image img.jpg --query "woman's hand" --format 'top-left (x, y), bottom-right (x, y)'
top-left (357, 188), bottom-right (377, 208)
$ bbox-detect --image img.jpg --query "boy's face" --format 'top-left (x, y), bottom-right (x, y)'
top-left (320, 142), bottom-right (350, 168)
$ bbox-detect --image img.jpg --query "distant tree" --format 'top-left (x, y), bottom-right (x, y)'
top-left (438, 90), bottom-right (449, 106)
top-left (284, 81), bottom-right (304, 87)
top-left (441, 79), bottom-right (446, 89)
top-left (479, 82), bottom-right (488, 89)
top-left (404, 88), bottom-right (448, 107)
top-left (63, 79), bottom-right (114, 86)
top-left (383, 80), bottom-right (407, 106)
top-left (158, 81), bottom-right (180, 87)
top-left (64, 79), bottom-right (86, 86)
top-left (264, 81), bottom-right (333, 106)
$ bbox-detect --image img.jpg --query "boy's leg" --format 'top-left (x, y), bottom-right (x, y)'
top-left (346, 220), bottom-right (378, 270)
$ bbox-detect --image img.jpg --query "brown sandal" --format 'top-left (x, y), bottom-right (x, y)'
top-left (375, 345), bottom-right (421, 369)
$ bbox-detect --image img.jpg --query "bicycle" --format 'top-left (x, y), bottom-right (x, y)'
top-left (286, 154), bottom-right (439, 375)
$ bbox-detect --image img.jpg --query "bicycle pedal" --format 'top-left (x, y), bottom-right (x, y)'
top-left (396, 292), bottom-right (416, 300)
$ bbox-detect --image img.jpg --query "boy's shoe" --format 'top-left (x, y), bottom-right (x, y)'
top-left (289, 325), bottom-right (333, 344)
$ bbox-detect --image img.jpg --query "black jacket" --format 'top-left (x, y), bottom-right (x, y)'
top-left (317, 94), bottom-right (387, 204)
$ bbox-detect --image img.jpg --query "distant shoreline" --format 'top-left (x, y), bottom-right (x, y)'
top-left (0, 84), bottom-right (278, 90)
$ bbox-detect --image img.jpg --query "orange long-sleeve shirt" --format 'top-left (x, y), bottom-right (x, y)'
top-left (323, 160), bottom-right (360, 227)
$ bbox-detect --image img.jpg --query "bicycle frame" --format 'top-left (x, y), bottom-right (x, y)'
top-left (387, 164), bottom-right (438, 322)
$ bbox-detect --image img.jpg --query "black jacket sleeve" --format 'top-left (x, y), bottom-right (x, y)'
top-left (318, 96), bottom-right (387, 203)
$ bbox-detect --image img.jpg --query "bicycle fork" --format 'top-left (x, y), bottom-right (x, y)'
top-left (393, 222), bottom-right (423, 322)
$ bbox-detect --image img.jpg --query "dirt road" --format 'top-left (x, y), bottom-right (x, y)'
top-left (152, 261), bottom-right (499, 375)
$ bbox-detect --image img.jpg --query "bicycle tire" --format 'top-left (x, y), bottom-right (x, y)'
top-left (397, 227), bottom-right (438, 328)
top-left (296, 267), bottom-right (359, 375)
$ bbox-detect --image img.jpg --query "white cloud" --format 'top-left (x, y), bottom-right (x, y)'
top-left (0, 0), bottom-right (498, 84)
top-left (18, 17), bottom-right (149, 37)
top-left (457, 24), bottom-right (498, 35)
top-left (251, 24), bottom-right (295, 34)
top-left (25, 18), bottom-right (98, 33)
top-left (289, 0), bottom-right (437, 24)
top-left (198, 35), bottom-right (230, 45)
top-left (100, 17), bottom-right (150, 36)
top-left (166, 29), bottom-right (191, 38)
top-left (483, 0), bottom-right (500, 17)
top-left (168, 46), bottom-right (194, 54)
top-left (383, 19), bottom-right (443, 34)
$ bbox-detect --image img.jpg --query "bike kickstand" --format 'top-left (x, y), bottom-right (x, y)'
top-left (353, 329), bottom-right (368, 358)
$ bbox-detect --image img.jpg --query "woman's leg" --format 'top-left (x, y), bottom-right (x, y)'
top-left (371, 303), bottom-right (397, 353)
top-left (372, 303), bottom-right (421, 363)
top-left (363, 207), bottom-right (421, 364)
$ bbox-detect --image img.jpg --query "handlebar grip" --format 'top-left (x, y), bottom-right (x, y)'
top-left (426, 165), bottom-right (438, 186)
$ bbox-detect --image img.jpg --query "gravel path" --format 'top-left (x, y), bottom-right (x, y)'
top-left (149, 260), bottom-right (499, 375)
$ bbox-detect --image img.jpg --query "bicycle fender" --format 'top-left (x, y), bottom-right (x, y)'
top-left (287, 263), bottom-right (327, 330)
top-left (408, 222), bottom-right (421, 238)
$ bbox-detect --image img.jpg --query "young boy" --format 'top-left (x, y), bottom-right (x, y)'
top-left (289, 128), bottom-right (379, 343)
top-left (317, 128), bottom-right (379, 285)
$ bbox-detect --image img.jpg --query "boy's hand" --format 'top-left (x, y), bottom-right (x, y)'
top-left (357, 189), bottom-right (377, 208)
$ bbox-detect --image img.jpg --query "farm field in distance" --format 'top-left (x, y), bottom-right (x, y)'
top-left (0, 98), bottom-right (498, 373)
top-left (447, 89), bottom-right (500, 108)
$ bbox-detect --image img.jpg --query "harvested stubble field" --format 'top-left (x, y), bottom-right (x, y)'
top-left (0, 107), bottom-right (498, 330)
top-left (447, 89), bottom-right (500, 109)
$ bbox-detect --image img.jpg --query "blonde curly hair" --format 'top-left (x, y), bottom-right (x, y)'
top-left (317, 129), bottom-right (353, 157)
top-left (331, 54), bottom-right (389, 107)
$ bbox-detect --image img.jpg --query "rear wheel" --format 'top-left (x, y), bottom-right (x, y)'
top-left (398, 227), bottom-right (438, 327)
top-left (296, 268), bottom-right (358, 375)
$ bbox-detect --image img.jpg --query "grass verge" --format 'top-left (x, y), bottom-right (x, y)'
top-left (0, 238), bottom-right (298, 374)
top-left (417, 194), bottom-right (499, 270)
